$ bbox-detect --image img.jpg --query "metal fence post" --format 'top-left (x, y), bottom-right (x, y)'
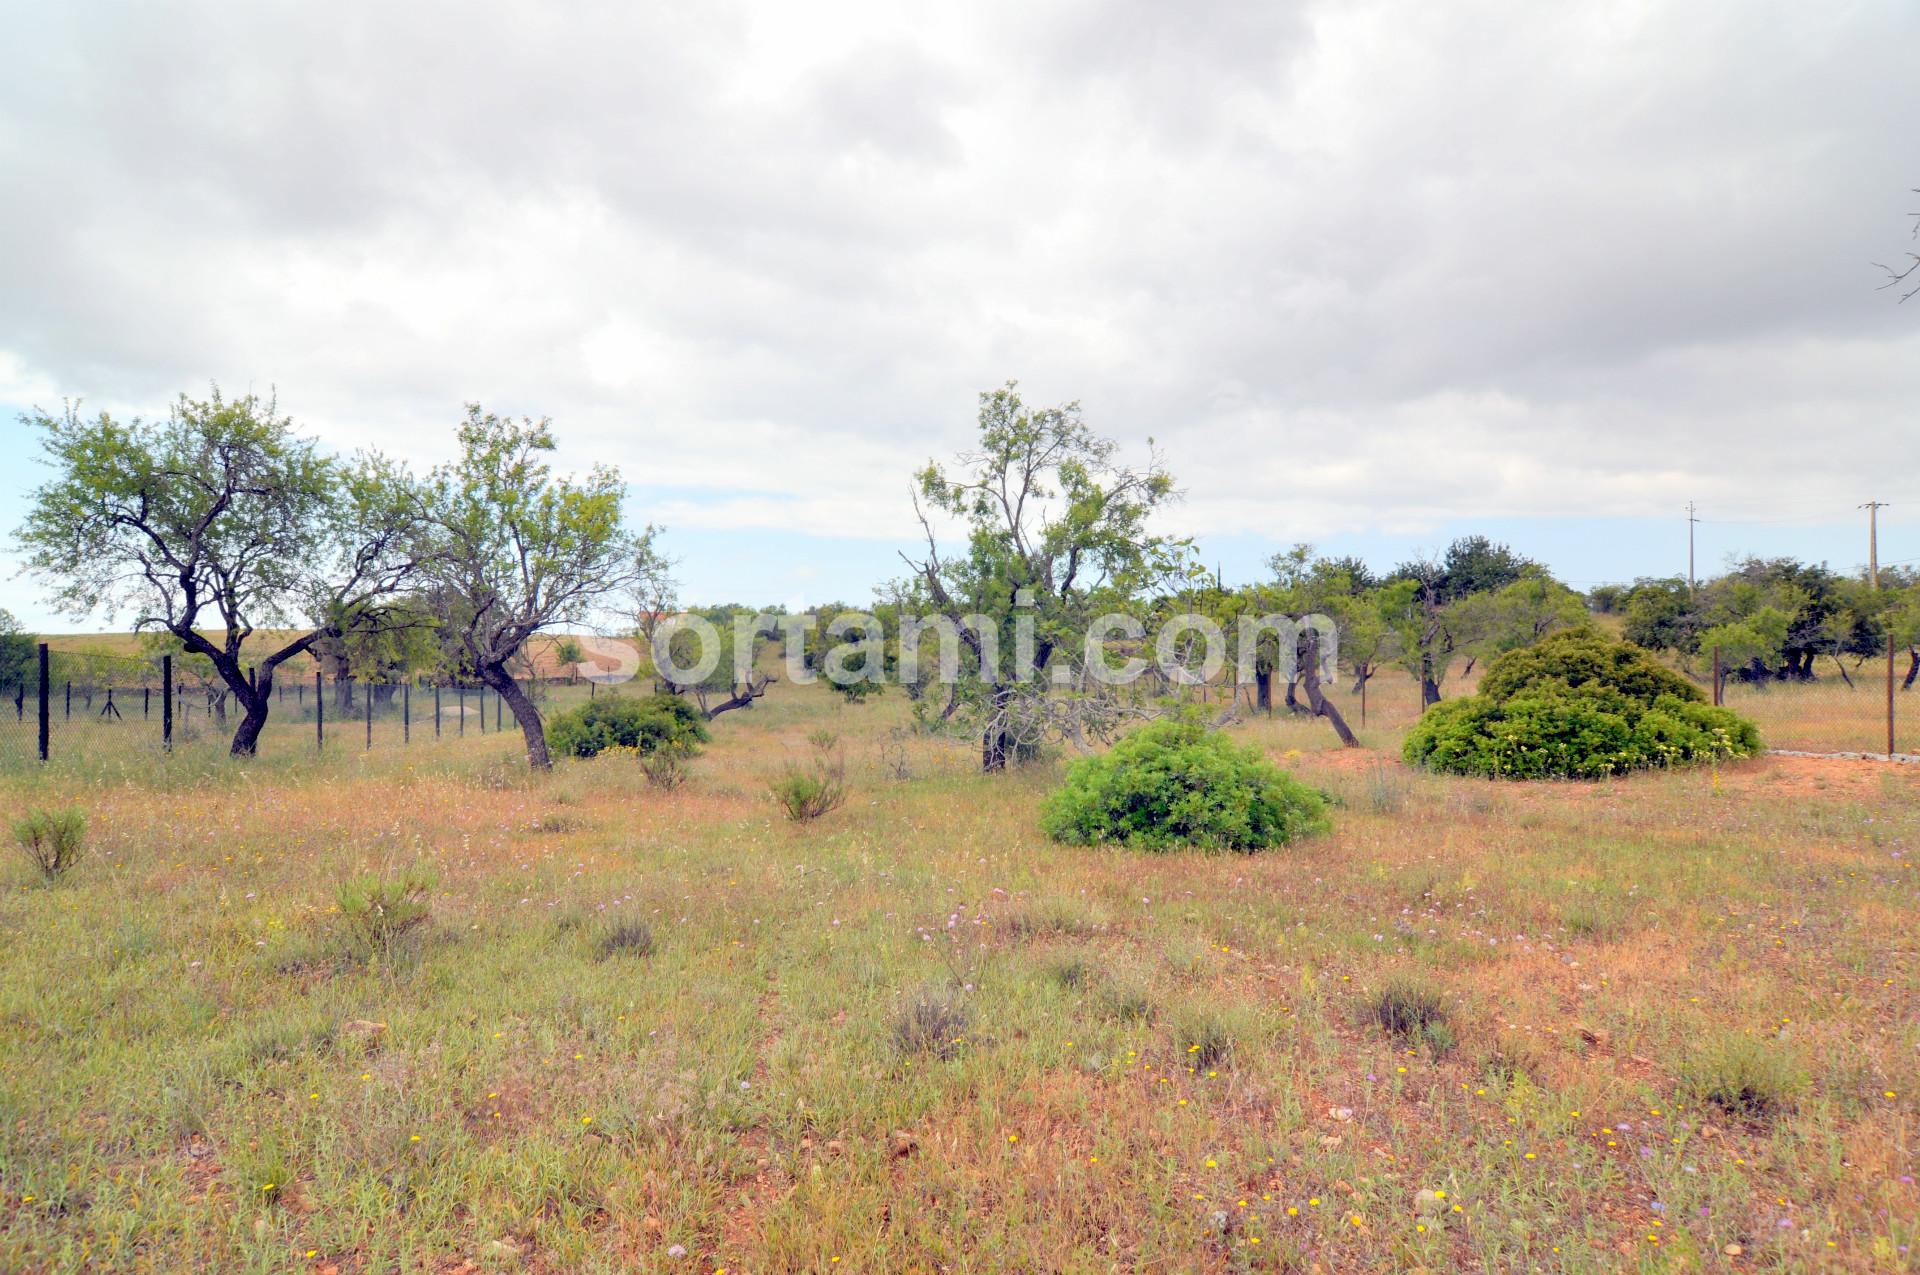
top-left (403, 683), bottom-right (411, 745)
top-left (65, 680), bottom-right (71, 721)
top-left (458, 686), bottom-right (466, 736)
top-left (1890, 632), bottom-right (1898, 759)
top-left (162, 654), bottom-right (173, 750)
top-left (144, 686), bottom-right (151, 719)
top-left (316, 671), bottom-right (324, 750)
top-left (37, 644), bottom-right (50, 762)
top-left (495, 689), bottom-right (502, 731)
top-left (1712, 648), bottom-right (1724, 707)
top-left (365, 687), bottom-right (373, 750)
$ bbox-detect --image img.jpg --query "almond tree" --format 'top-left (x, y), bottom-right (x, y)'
top-left (905, 382), bottom-right (1181, 771)
top-left (417, 406), bottom-right (659, 769)
top-left (18, 388), bottom-right (422, 756)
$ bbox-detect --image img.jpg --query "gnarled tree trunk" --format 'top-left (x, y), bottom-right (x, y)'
top-left (1302, 632), bottom-right (1359, 747)
top-left (480, 662), bottom-right (550, 769)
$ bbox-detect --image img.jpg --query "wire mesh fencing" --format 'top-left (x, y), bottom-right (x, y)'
top-left (1712, 642), bottom-right (1912, 757)
top-left (0, 644), bottom-right (593, 764)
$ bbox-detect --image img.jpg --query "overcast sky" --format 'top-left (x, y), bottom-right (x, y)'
top-left (3, 0), bottom-right (1918, 629)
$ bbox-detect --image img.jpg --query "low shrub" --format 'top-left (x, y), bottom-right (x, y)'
top-left (1369, 975), bottom-right (1453, 1054)
top-left (639, 751), bottom-right (690, 789)
top-left (335, 864), bottom-right (436, 966)
top-left (547, 692), bottom-right (710, 760)
top-left (771, 768), bottom-right (848, 822)
top-left (1041, 717), bottom-right (1331, 851)
top-left (1404, 630), bottom-right (1760, 779)
top-left (1684, 1032), bottom-right (1808, 1121)
top-left (595, 919), bottom-right (655, 960)
top-left (10, 808), bottom-right (86, 882)
top-left (773, 732), bottom-right (849, 822)
top-left (893, 986), bottom-right (970, 1060)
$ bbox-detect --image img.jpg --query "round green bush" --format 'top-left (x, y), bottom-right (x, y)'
top-left (1042, 717), bottom-right (1331, 851)
top-left (546, 692), bottom-right (710, 760)
top-left (1404, 630), bottom-right (1760, 779)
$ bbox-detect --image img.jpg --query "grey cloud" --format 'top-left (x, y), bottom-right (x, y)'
top-left (2, 0), bottom-right (1918, 559)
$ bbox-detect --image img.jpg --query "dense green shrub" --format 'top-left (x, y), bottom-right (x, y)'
top-left (546, 692), bottom-right (710, 760)
top-left (1041, 718), bottom-right (1331, 852)
top-left (1404, 630), bottom-right (1760, 779)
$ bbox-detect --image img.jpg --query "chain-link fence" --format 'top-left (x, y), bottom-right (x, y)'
top-left (0, 644), bottom-right (592, 764)
top-left (1711, 641), bottom-right (1912, 756)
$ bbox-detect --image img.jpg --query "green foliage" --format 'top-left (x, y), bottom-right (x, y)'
top-left (1042, 717), bottom-right (1331, 852)
top-left (594, 919), bottom-right (655, 960)
top-left (335, 864), bottom-right (436, 966)
top-left (10, 808), bottom-right (86, 882)
top-left (1405, 630), bottom-right (1760, 779)
top-left (17, 388), bottom-right (423, 755)
top-left (771, 766), bottom-right (848, 822)
top-left (908, 382), bottom-right (1184, 768)
top-left (0, 608), bottom-right (33, 691)
top-left (1369, 975), bottom-right (1455, 1055)
top-left (772, 732), bottom-right (850, 821)
top-left (1476, 629), bottom-right (1701, 705)
top-left (417, 406), bottom-right (663, 766)
top-left (1683, 1032), bottom-right (1808, 1122)
top-left (893, 986), bottom-right (970, 1060)
top-left (546, 692), bottom-right (709, 760)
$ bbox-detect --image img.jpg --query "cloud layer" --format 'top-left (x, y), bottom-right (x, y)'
top-left (4, 0), bottom-right (1919, 559)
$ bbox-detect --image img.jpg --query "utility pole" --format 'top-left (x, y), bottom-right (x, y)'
top-left (1686, 502), bottom-right (1699, 595)
top-left (1860, 501), bottom-right (1888, 588)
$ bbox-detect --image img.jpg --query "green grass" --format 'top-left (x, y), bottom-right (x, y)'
top-left (0, 675), bottom-right (1915, 1271)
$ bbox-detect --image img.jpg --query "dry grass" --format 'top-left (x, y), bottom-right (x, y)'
top-left (0, 674), bottom-right (1915, 1272)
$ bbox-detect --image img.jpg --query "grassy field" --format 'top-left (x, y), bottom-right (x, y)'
top-left (0, 674), bottom-right (1916, 1272)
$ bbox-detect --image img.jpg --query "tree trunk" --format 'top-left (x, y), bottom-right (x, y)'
top-left (481, 663), bottom-right (551, 769)
top-left (1421, 675), bottom-right (1441, 708)
top-left (1302, 633), bottom-right (1359, 747)
top-left (1283, 678), bottom-right (1307, 714)
top-left (231, 686), bottom-right (270, 756)
top-left (1829, 653), bottom-right (1854, 689)
top-left (981, 683), bottom-right (1014, 772)
top-left (703, 675), bottom-right (771, 719)
top-left (1905, 648), bottom-right (1918, 691)
top-left (1254, 666), bottom-right (1272, 714)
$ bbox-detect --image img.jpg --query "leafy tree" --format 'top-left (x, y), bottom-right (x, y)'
top-left (905, 382), bottom-right (1181, 770)
top-left (17, 388), bottom-right (422, 755)
top-left (1392, 535), bottom-right (1535, 604)
top-left (311, 595), bottom-right (441, 709)
top-left (552, 636), bottom-right (584, 682)
top-left (0, 609), bottom-right (33, 694)
top-left (1447, 575), bottom-right (1589, 670)
top-left (1620, 577), bottom-right (1695, 653)
top-left (1379, 571), bottom-right (1452, 707)
top-left (417, 406), bottom-right (659, 769)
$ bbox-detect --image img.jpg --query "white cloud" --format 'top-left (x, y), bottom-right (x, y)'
top-left (4, 0), bottom-right (1919, 580)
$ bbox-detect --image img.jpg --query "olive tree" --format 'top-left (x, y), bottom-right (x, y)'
top-left (17, 389), bottom-right (422, 755)
top-left (417, 406), bottom-right (659, 769)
